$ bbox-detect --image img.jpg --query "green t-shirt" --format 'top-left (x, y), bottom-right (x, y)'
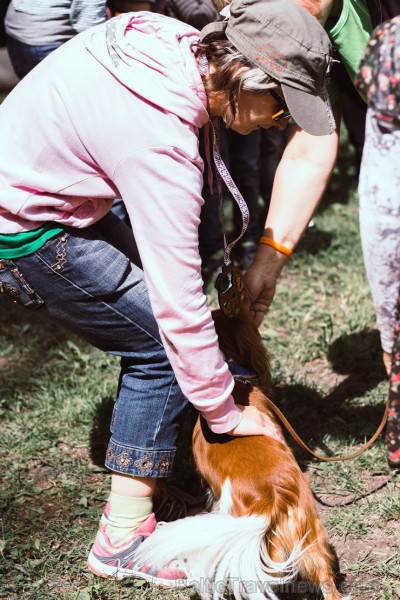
top-left (0, 223), bottom-right (65, 259)
top-left (325, 0), bottom-right (373, 103)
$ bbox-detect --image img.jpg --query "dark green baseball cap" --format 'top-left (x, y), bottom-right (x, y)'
top-left (200, 0), bottom-right (335, 136)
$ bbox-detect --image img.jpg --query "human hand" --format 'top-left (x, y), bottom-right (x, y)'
top-left (242, 244), bottom-right (289, 326)
top-left (227, 404), bottom-right (284, 443)
top-left (242, 265), bottom-right (277, 326)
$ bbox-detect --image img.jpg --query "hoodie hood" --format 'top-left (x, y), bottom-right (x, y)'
top-left (85, 12), bottom-right (209, 129)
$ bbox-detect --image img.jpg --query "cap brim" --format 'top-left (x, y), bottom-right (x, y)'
top-left (281, 84), bottom-right (336, 136)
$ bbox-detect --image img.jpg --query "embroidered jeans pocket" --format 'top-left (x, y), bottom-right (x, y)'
top-left (0, 259), bottom-right (44, 309)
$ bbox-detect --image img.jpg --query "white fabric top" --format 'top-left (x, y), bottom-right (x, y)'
top-left (5, 0), bottom-right (108, 45)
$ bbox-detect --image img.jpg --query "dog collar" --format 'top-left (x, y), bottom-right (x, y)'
top-left (227, 360), bottom-right (258, 385)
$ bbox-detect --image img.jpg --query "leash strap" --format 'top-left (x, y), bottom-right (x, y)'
top-left (235, 377), bottom-right (389, 462)
top-left (210, 118), bottom-right (247, 317)
top-left (264, 395), bottom-right (389, 462)
top-left (198, 52), bottom-right (249, 267)
top-left (198, 52), bottom-right (249, 317)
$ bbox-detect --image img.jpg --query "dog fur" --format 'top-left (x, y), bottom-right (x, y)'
top-left (137, 310), bottom-right (347, 600)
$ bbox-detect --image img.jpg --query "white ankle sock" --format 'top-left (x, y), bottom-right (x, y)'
top-left (106, 491), bottom-right (153, 546)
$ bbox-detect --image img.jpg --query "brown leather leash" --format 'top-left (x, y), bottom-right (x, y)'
top-left (264, 394), bottom-right (389, 462)
top-left (234, 374), bottom-right (389, 462)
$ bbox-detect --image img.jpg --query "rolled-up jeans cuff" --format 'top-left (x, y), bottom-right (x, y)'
top-left (105, 439), bottom-right (176, 478)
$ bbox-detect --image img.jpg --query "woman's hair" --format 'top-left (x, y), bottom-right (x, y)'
top-left (211, 0), bottom-right (230, 11)
top-left (292, 0), bottom-right (322, 21)
top-left (195, 37), bottom-right (278, 126)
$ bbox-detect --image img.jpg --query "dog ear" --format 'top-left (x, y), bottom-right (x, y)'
top-left (211, 309), bottom-right (239, 359)
top-left (234, 314), bottom-right (272, 395)
top-left (211, 309), bottom-right (272, 395)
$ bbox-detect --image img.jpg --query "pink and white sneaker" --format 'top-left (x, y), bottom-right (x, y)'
top-left (87, 513), bottom-right (187, 587)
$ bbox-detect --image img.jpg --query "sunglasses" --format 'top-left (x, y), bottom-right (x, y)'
top-left (270, 90), bottom-right (291, 122)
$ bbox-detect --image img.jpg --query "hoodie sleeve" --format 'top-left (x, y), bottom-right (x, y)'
top-left (112, 144), bottom-right (242, 434)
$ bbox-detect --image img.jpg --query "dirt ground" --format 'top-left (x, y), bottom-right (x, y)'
top-left (312, 475), bottom-right (400, 600)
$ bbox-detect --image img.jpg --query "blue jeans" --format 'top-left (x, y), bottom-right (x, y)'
top-left (0, 213), bottom-right (188, 477)
top-left (6, 33), bottom-right (62, 79)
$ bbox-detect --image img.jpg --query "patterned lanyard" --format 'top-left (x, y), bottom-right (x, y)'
top-left (199, 54), bottom-right (249, 317)
top-left (210, 115), bottom-right (250, 266)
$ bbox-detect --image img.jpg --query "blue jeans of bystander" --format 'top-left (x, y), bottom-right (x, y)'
top-left (6, 33), bottom-right (62, 79)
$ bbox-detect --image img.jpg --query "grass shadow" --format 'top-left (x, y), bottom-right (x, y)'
top-left (0, 297), bottom-right (80, 402)
top-left (89, 395), bottom-right (115, 468)
top-left (295, 228), bottom-right (333, 255)
top-left (327, 328), bottom-right (385, 377)
top-left (326, 328), bottom-right (387, 403)
top-left (272, 328), bottom-right (387, 463)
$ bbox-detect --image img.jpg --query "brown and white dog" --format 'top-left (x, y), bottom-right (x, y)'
top-left (137, 310), bottom-right (348, 600)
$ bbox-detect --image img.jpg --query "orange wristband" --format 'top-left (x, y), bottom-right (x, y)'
top-left (259, 236), bottom-right (293, 257)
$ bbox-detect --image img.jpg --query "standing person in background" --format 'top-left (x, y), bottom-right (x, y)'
top-left (0, 1), bottom-right (11, 48)
top-left (4, 1), bottom-right (156, 80)
top-left (0, 1), bottom-right (18, 92)
top-left (356, 16), bottom-right (400, 467)
top-left (4, 0), bottom-right (108, 79)
top-left (107, 1), bottom-right (156, 16)
top-left (109, 1), bottom-right (155, 13)
top-left (166, 0), bottom-right (216, 29)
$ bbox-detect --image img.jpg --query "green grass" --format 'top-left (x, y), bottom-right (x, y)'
top-left (1, 127), bottom-right (400, 600)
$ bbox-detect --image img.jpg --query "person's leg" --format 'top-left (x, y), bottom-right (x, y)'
top-left (342, 91), bottom-right (367, 176)
top-left (228, 129), bottom-right (262, 270)
top-left (110, 198), bottom-right (131, 226)
top-left (387, 311), bottom-right (400, 468)
top-left (259, 127), bottom-right (290, 213)
top-left (359, 111), bottom-right (400, 469)
top-left (359, 113), bottom-right (400, 361)
top-left (5, 213), bottom-right (187, 581)
top-left (5, 34), bottom-right (61, 78)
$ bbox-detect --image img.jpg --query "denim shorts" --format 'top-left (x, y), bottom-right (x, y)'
top-left (0, 213), bottom-right (188, 477)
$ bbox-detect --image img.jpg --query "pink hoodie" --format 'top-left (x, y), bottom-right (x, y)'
top-left (0, 12), bottom-right (242, 434)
